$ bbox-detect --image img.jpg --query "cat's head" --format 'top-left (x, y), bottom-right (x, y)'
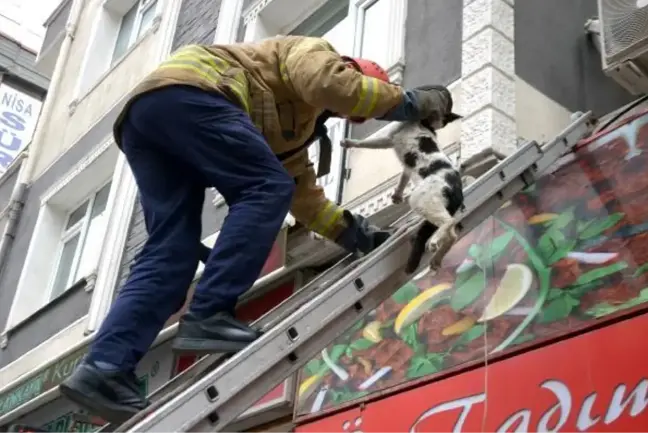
top-left (415, 84), bottom-right (462, 131)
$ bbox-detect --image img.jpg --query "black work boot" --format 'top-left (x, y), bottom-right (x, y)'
top-left (59, 360), bottom-right (148, 424)
top-left (172, 311), bottom-right (261, 355)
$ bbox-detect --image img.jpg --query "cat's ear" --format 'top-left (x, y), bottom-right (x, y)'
top-left (445, 112), bottom-right (463, 124)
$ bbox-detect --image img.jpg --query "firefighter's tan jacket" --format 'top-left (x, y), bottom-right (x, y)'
top-left (113, 35), bottom-right (403, 241)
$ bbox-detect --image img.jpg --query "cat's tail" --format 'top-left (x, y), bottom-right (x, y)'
top-left (405, 221), bottom-right (438, 274)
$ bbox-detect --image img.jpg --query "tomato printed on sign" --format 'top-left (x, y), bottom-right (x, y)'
top-left (296, 313), bottom-right (648, 432)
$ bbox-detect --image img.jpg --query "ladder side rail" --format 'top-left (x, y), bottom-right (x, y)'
top-left (110, 253), bottom-right (360, 432)
top-left (128, 112), bottom-right (593, 432)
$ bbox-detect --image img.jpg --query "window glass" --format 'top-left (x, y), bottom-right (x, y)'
top-left (360, 0), bottom-right (391, 70)
top-left (65, 200), bottom-right (88, 230)
top-left (50, 232), bottom-right (81, 299)
top-left (290, 0), bottom-right (353, 56)
top-left (137, 0), bottom-right (157, 38)
top-left (111, 2), bottom-right (138, 64)
top-left (76, 182), bottom-right (112, 279)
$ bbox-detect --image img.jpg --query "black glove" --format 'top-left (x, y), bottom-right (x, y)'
top-left (334, 210), bottom-right (392, 254)
top-left (380, 85), bottom-right (461, 126)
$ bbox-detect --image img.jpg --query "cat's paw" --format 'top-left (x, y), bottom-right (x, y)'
top-left (340, 138), bottom-right (356, 148)
top-left (391, 193), bottom-right (404, 204)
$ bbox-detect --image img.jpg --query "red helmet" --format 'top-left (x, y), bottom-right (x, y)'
top-left (342, 57), bottom-right (391, 123)
top-left (344, 57), bottom-right (390, 83)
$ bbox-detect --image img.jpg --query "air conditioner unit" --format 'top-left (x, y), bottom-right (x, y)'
top-left (597, 0), bottom-right (648, 94)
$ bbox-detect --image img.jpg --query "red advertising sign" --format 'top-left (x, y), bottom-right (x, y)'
top-left (295, 109), bottom-right (648, 417)
top-left (296, 312), bottom-right (648, 432)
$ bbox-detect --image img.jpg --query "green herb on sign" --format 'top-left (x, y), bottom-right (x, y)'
top-left (634, 263), bottom-right (648, 278)
top-left (578, 213), bottom-right (624, 240)
top-left (305, 359), bottom-right (322, 377)
top-left (455, 267), bottom-right (476, 288)
top-left (547, 288), bottom-right (565, 301)
top-left (483, 231), bottom-right (515, 263)
top-left (392, 282), bottom-right (420, 304)
top-left (406, 353), bottom-right (445, 379)
top-left (567, 280), bottom-right (602, 298)
top-left (401, 323), bottom-right (420, 352)
top-left (468, 244), bottom-right (482, 261)
top-left (348, 319), bottom-right (365, 334)
top-left (510, 333), bottom-right (535, 347)
top-left (349, 338), bottom-right (376, 351)
top-left (450, 271), bottom-right (487, 311)
top-left (537, 293), bottom-right (580, 323)
top-left (329, 344), bottom-right (348, 362)
top-left (575, 261), bottom-right (629, 285)
top-left (548, 207), bottom-right (576, 231)
top-left (585, 288), bottom-right (648, 318)
top-left (454, 324), bottom-right (486, 347)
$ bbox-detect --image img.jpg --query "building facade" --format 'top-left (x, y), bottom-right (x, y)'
top-left (0, 0), bottom-right (640, 431)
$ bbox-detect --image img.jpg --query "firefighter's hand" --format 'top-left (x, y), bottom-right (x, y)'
top-left (380, 85), bottom-right (460, 126)
top-left (334, 210), bottom-right (391, 254)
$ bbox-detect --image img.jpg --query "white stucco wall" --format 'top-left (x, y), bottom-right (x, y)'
top-left (29, 1), bottom-right (169, 180)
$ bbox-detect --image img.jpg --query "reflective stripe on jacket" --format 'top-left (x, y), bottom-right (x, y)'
top-left (113, 36), bottom-right (403, 241)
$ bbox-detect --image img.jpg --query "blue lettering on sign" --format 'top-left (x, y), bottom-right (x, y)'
top-left (0, 89), bottom-right (39, 171)
top-left (1, 92), bottom-right (33, 118)
top-left (0, 150), bottom-right (15, 169)
top-left (0, 112), bottom-right (25, 132)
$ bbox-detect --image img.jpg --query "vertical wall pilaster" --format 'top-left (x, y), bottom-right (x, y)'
top-left (460, 0), bottom-right (516, 158)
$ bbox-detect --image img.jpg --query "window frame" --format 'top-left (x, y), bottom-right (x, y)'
top-left (46, 180), bottom-right (113, 301)
top-left (71, 0), bottom-right (161, 109)
top-left (4, 139), bottom-right (119, 331)
top-left (111, 0), bottom-right (159, 65)
top-left (353, 0), bottom-right (406, 84)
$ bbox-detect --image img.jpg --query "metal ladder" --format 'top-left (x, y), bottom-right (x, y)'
top-left (107, 112), bottom-right (592, 432)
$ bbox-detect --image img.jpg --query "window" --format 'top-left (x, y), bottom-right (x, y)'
top-left (231, 0), bottom-right (406, 203)
top-left (111, 0), bottom-right (158, 64)
top-left (74, 0), bottom-right (159, 99)
top-left (290, 0), bottom-right (353, 56)
top-left (354, 0), bottom-right (405, 83)
top-left (49, 182), bottom-right (112, 299)
top-left (357, 0), bottom-right (390, 71)
top-left (6, 141), bottom-right (119, 330)
top-left (290, 0), bottom-right (352, 203)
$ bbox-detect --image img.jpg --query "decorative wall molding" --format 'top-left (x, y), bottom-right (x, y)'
top-left (460, 0), bottom-right (516, 158)
top-left (39, 136), bottom-right (113, 205)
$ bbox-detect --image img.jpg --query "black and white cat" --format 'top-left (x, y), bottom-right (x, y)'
top-left (340, 86), bottom-right (463, 274)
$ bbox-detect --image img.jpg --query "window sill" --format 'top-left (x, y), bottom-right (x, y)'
top-left (67, 14), bottom-right (163, 117)
top-left (1, 275), bottom-right (92, 349)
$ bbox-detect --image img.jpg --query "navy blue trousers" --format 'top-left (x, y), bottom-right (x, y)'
top-left (88, 86), bottom-right (295, 371)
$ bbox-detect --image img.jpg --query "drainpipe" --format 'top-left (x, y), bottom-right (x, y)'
top-left (0, 0), bottom-right (87, 277)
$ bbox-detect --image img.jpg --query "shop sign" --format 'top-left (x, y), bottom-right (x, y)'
top-left (296, 312), bottom-right (648, 432)
top-left (0, 347), bottom-right (86, 417)
top-left (0, 83), bottom-right (43, 173)
top-left (295, 110), bottom-right (648, 416)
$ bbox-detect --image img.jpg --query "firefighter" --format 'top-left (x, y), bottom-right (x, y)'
top-left (59, 35), bottom-right (457, 422)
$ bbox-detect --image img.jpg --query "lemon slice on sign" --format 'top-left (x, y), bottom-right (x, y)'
top-left (298, 374), bottom-right (323, 398)
top-left (394, 283), bottom-right (452, 334)
top-left (478, 263), bottom-right (534, 322)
